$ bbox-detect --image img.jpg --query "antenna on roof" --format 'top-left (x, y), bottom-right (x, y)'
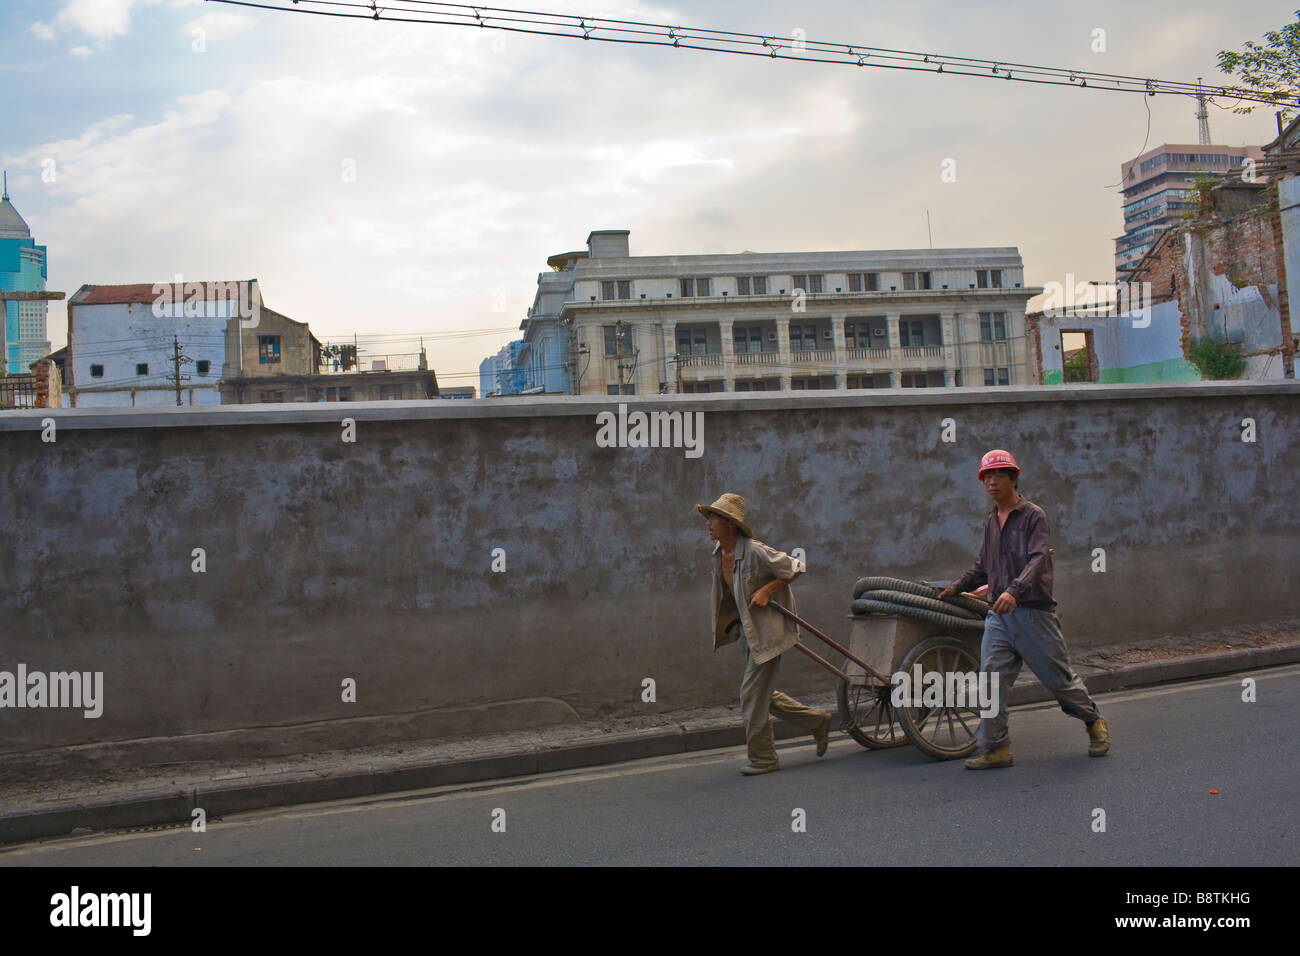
top-left (2, 171), bottom-right (7, 201)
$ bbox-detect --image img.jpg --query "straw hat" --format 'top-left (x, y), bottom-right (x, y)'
top-left (696, 493), bottom-right (753, 538)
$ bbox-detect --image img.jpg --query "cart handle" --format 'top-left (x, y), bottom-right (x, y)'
top-left (767, 601), bottom-right (891, 686)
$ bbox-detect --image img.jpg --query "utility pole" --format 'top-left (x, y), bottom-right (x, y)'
top-left (168, 335), bottom-right (193, 406)
top-left (568, 318), bottom-right (580, 395)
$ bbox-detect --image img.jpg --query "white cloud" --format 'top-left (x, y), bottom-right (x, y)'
top-left (38, 0), bottom-right (165, 44)
top-left (182, 10), bottom-right (259, 42)
top-left (69, 45), bottom-right (94, 58)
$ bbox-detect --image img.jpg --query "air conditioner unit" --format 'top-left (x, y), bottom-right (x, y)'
top-left (767, 332), bottom-right (778, 342)
top-left (873, 328), bottom-right (885, 337)
top-left (822, 329), bottom-right (834, 339)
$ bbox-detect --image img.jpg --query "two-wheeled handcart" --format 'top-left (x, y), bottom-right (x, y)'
top-left (770, 576), bottom-right (990, 760)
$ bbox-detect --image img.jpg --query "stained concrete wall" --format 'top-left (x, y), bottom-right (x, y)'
top-left (1037, 302), bottom-right (1200, 384)
top-left (2, 384), bottom-right (1297, 759)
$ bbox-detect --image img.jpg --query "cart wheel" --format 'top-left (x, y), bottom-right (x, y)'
top-left (837, 678), bottom-right (908, 749)
top-left (895, 635), bottom-right (983, 760)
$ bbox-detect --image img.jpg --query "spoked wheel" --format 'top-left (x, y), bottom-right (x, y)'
top-left (895, 635), bottom-right (983, 760)
top-left (837, 677), bottom-right (908, 749)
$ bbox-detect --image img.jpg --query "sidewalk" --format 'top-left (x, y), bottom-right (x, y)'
top-left (2, 621), bottom-right (1297, 846)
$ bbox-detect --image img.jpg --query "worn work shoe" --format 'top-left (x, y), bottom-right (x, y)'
top-left (965, 746), bottom-right (1013, 770)
top-left (741, 763), bottom-right (780, 776)
top-left (1087, 717), bottom-right (1110, 757)
top-left (814, 714), bottom-right (832, 757)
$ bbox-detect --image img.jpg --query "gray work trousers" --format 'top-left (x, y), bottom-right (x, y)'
top-left (977, 606), bottom-right (1101, 752)
top-left (739, 632), bottom-right (828, 768)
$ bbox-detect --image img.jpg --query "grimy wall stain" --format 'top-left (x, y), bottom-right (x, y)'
top-left (1, 385), bottom-right (1296, 758)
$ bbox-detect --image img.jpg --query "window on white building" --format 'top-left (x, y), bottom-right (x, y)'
top-left (979, 312), bottom-right (1008, 342)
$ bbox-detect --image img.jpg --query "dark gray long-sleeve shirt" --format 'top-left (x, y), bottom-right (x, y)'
top-left (951, 495), bottom-right (1056, 611)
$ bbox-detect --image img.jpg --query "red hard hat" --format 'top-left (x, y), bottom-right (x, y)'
top-left (978, 449), bottom-right (1020, 480)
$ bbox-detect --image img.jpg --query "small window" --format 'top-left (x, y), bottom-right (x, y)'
top-left (976, 269), bottom-right (1003, 289)
top-left (258, 335), bottom-right (282, 364)
top-left (196, 360), bottom-right (210, 376)
top-left (617, 280), bottom-right (631, 300)
top-left (997, 367), bottom-right (1010, 386)
top-left (901, 271), bottom-right (932, 291)
top-left (693, 328), bottom-right (707, 355)
top-left (379, 384), bottom-right (403, 400)
top-left (792, 274), bottom-right (807, 293)
top-left (737, 276), bottom-right (751, 295)
top-left (847, 273), bottom-right (862, 292)
top-left (604, 325), bottom-right (619, 356)
top-left (808, 274), bottom-right (823, 293)
top-left (136, 363), bottom-right (148, 376)
top-left (676, 330), bottom-right (692, 356)
top-left (601, 281), bottom-right (616, 301)
top-left (984, 368), bottom-right (996, 387)
top-left (90, 364), bottom-right (104, 378)
top-left (866, 272), bottom-right (879, 292)
top-left (680, 278), bottom-right (695, 297)
top-left (753, 276), bottom-right (768, 295)
top-left (697, 278), bottom-right (711, 297)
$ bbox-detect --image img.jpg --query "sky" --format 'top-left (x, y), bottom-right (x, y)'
top-left (1, 0), bottom-right (1290, 388)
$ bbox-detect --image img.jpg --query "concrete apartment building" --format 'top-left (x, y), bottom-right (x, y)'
top-left (65, 280), bottom-right (257, 407)
top-left (1116, 144), bottom-right (1263, 277)
top-left (218, 306), bottom-right (440, 402)
top-left (509, 230), bottom-right (1040, 395)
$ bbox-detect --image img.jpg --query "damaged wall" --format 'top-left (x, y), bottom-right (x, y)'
top-left (1031, 301), bottom-right (1198, 385)
top-left (1129, 184), bottom-right (1293, 380)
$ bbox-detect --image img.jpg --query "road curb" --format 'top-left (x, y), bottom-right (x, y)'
top-left (3, 647), bottom-right (1298, 846)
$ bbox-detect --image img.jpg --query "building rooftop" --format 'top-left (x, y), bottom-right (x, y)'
top-left (72, 280), bottom-right (258, 306)
top-left (0, 196), bottom-right (31, 241)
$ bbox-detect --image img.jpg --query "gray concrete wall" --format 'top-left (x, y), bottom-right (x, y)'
top-left (2, 383), bottom-right (1297, 759)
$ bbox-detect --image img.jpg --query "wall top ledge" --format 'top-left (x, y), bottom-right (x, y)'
top-left (1, 380), bottom-right (1296, 432)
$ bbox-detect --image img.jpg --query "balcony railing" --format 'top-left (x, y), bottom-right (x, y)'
top-left (735, 351), bottom-right (778, 365)
top-left (849, 347), bottom-right (891, 360)
top-left (677, 352), bottom-right (722, 367)
top-left (792, 348), bottom-right (836, 363)
top-left (901, 345), bottom-right (944, 358)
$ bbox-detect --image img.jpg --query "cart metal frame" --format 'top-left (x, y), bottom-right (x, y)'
top-left (770, 602), bottom-right (984, 760)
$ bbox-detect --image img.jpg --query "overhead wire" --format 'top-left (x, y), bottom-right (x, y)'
top-left (207, 0), bottom-right (1295, 107)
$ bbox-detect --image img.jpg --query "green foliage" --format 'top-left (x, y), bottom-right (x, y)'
top-left (1187, 333), bottom-right (1247, 379)
top-left (1217, 11), bottom-right (1300, 121)
top-left (1062, 349), bottom-right (1090, 383)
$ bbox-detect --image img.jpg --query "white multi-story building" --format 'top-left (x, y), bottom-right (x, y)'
top-left (512, 230), bottom-right (1041, 395)
top-left (66, 280), bottom-right (259, 407)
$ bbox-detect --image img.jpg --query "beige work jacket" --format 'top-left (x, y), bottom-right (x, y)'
top-left (710, 535), bottom-right (801, 666)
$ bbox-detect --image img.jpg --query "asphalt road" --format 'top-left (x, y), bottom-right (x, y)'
top-left (2, 666), bottom-right (1296, 866)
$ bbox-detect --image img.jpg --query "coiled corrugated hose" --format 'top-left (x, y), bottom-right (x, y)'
top-left (851, 576), bottom-right (988, 633)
